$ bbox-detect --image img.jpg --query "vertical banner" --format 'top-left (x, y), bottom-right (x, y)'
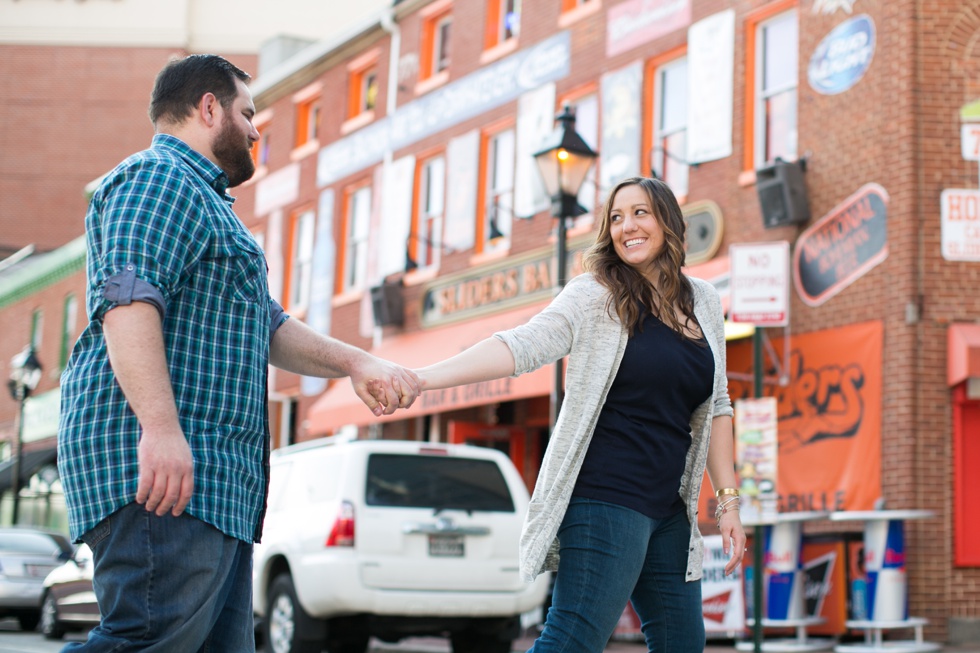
top-left (734, 397), bottom-right (779, 524)
top-left (377, 155), bottom-right (416, 279)
top-left (600, 62), bottom-right (643, 196)
top-left (702, 535), bottom-right (747, 634)
top-left (514, 83), bottom-right (556, 219)
top-left (443, 130), bottom-right (480, 251)
top-left (802, 539), bottom-right (849, 635)
top-left (301, 189), bottom-right (336, 397)
top-left (727, 321), bottom-right (883, 513)
top-left (687, 9), bottom-right (735, 164)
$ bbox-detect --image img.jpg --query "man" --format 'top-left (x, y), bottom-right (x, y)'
top-left (58, 54), bottom-right (419, 651)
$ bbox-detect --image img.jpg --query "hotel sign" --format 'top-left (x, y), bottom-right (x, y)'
top-left (420, 237), bottom-right (591, 327)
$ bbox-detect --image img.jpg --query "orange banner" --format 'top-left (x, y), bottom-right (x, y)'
top-left (700, 321), bottom-right (882, 521)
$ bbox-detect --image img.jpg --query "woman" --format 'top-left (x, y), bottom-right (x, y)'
top-left (416, 177), bottom-right (745, 652)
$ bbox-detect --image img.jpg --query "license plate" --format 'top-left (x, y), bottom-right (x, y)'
top-left (428, 534), bottom-right (464, 557)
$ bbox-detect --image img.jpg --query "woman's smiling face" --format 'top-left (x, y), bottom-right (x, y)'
top-left (609, 183), bottom-right (665, 281)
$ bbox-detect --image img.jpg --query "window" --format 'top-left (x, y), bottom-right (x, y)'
top-left (339, 184), bottom-right (372, 293)
top-left (421, 2), bottom-right (453, 83)
top-left (565, 93), bottom-right (599, 223)
top-left (559, 0), bottom-right (600, 25)
top-left (485, 0), bottom-right (520, 50)
top-left (479, 126), bottom-right (515, 253)
top-left (252, 126), bottom-right (271, 168)
top-left (349, 64), bottom-right (379, 119)
top-left (411, 155), bottom-right (446, 270)
top-left (294, 97), bottom-right (320, 149)
top-left (651, 56), bottom-right (689, 197)
top-left (30, 309), bottom-right (42, 350)
top-left (286, 209), bottom-right (315, 310)
top-left (366, 453), bottom-right (515, 512)
top-left (561, 0), bottom-right (592, 10)
top-left (746, 4), bottom-right (798, 170)
top-left (59, 294), bottom-right (77, 370)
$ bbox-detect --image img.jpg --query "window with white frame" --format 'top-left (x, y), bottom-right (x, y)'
top-left (416, 156), bottom-right (446, 269)
top-left (30, 309), bottom-right (43, 350)
top-left (755, 9), bottom-right (798, 167)
top-left (568, 94), bottom-right (599, 224)
top-left (343, 185), bottom-right (372, 292)
top-left (288, 209), bottom-right (315, 310)
top-left (483, 128), bottom-right (515, 252)
top-left (653, 57), bottom-right (689, 197)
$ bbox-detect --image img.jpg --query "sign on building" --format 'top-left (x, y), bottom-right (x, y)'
top-left (941, 189), bottom-right (980, 262)
top-left (729, 241), bottom-right (790, 326)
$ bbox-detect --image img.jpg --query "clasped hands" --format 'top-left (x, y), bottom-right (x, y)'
top-left (351, 356), bottom-right (423, 417)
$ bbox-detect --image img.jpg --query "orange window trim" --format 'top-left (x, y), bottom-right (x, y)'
top-left (283, 209), bottom-right (305, 309)
top-left (410, 159), bottom-right (426, 262)
top-left (484, 0), bottom-right (502, 50)
top-left (475, 118), bottom-right (514, 253)
top-left (347, 49), bottom-right (381, 119)
top-left (560, 0), bottom-right (581, 11)
top-left (295, 99), bottom-right (316, 148)
top-left (335, 181), bottom-right (370, 294)
top-left (421, 3), bottom-right (453, 81)
top-left (643, 45), bottom-right (687, 179)
top-left (743, 0), bottom-right (798, 173)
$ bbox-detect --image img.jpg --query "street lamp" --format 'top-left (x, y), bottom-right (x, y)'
top-left (7, 346), bottom-right (42, 525)
top-left (532, 104), bottom-right (598, 422)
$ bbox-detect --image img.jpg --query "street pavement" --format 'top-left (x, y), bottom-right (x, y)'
top-left (1, 624), bottom-right (979, 653)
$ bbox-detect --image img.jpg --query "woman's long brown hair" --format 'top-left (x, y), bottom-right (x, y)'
top-left (583, 176), bottom-right (699, 339)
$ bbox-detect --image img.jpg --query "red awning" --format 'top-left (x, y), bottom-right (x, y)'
top-left (306, 301), bottom-right (554, 434)
top-left (948, 323), bottom-right (980, 386)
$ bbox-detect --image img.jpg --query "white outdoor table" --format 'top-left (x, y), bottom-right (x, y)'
top-left (828, 511), bottom-right (938, 653)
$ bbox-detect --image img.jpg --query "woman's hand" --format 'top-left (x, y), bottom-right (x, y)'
top-left (718, 510), bottom-right (746, 576)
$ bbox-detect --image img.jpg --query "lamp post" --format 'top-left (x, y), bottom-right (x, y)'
top-left (7, 346), bottom-right (42, 525)
top-left (532, 104), bottom-right (598, 425)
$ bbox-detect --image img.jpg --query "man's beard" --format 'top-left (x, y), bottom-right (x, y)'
top-left (212, 116), bottom-right (255, 188)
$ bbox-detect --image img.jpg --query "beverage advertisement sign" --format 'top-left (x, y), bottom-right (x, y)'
top-left (702, 535), bottom-right (747, 634)
top-left (734, 397), bottom-right (779, 524)
top-left (808, 14), bottom-right (876, 95)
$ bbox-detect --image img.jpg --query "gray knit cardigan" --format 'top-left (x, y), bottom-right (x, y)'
top-left (493, 272), bottom-right (733, 583)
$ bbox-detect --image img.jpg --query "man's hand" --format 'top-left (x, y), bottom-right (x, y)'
top-left (135, 427), bottom-right (194, 517)
top-left (350, 356), bottom-right (421, 416)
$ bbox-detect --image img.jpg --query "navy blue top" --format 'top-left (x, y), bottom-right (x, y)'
top-left (572, 311), bottom-right (715, 518)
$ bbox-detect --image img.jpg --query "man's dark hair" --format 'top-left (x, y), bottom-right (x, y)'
top-left (149, 54), bottom-right (251, 126)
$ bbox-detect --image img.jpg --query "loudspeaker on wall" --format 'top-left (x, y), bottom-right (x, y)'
top-left (756, 158), bottom-right (811, 229)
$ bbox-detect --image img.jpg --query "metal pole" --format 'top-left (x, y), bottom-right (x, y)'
top-left (752, 326), bottom-right (764, 653)
top-left (11, 389), bottom-right (24, 525)
top-left (551, 203), bottom-right (568, 427)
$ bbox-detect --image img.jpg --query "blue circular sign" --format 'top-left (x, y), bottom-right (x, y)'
top-left (807, 14), bottom-right (876, 95)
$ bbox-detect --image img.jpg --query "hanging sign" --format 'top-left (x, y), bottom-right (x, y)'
top-left (734, 397), bottom-right (779, 525)
top-left (808, 14), bottom-right (876, 95)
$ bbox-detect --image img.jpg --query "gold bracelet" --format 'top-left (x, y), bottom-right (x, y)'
top-left (715, 487), bottom-right (739, 498)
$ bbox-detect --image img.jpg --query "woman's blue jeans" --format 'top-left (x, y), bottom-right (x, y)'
top-left (528, 498), bottom-right (705, 653)
top-left (62, 502), bottom-right (254, 653)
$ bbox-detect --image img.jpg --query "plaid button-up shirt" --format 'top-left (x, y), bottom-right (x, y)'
top-left (59, 134), bottom-right (287, 543)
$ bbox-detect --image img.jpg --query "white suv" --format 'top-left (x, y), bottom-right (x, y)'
top-left (253, 437), bottom-right (549, 653)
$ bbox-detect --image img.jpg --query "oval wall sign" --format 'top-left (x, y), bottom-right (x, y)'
top-left (793, 183), bottom-right (889, 307)
top-left (807, 14), bottom-right (876, 95)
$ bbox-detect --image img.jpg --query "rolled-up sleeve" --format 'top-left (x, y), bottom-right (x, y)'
top-left (268, 297), bottom-right (289, 341)
top-left (91, 162), bottom-right (209, 323)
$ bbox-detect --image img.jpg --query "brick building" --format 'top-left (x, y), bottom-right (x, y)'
top-left (2, 0), bottom-right (978, 644)
top-left (234, 0), bottom-right (980, 644)
top-left (0, 0), bottom-right (386, 527)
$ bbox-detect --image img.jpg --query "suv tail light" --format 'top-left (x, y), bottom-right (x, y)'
top-left (326, 500), bottom-right (355, 547)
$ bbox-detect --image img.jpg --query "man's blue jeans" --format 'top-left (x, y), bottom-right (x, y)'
top-left (63, 502), bottom-right (254, 653)
top-left (528, 498), bottom-right (705, 653)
